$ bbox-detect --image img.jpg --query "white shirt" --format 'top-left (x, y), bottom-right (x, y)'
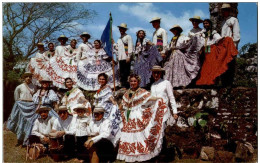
top-left (116, 34), bottom-right (133, 60)
top-left (88, 118), bottom-right (111, 143)
top-left (221, 16), bottom-right (240, 45)
top-left (31, 116), bottom-right (56, 139)
top-left (14, 83), bottom-right (36, 101)
top-left (70, 115), bottom-right (91, 136)
top-left (188, 27), bottom-right (203, 38)
top-left (78, 42), bottom-right (93, 60)
top-left (35, 51), bottom-right (45, 59)
top-left (152, 27), bottom-right (168, 53)
top-left (52, 115), bottom-right (74, 135)
top-left (151, 79), bottom-right (177, 114)
top-left (202, 29), bottom-right (222, 46)
top-left (168, 35), bottom-right (190, 50)
top-left (55, 45), bottom-right (69, 57)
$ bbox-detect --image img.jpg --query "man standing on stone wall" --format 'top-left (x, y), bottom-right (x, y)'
top-left (150, 17), bottom-right (168, 65)
top-left (220, 3), bottom-right (240, 87)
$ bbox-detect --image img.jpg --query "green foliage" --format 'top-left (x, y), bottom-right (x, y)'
top-left (193, 112), bottom-right (209, 129)
top-left (234, 42), bottom-right (257, 87)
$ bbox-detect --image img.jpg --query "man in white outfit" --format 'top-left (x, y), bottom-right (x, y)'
top-left (116, 23), bottom-right (133, 88)
top-left (150, 17), bottom-right (168, 61)
top-left (220, 3), bottom-right (240, 86)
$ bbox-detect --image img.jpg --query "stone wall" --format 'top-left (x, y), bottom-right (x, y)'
top-left (165, 87), bottom-right (257, 161)
top-left (209, 3), bottom-right (238, 33)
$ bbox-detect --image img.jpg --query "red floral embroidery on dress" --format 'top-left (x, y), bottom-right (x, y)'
top-left (56, 56), bottom-right (77, 72)
top-left (119, 99), bottom-right (168, 155)
top-left (46, 65), bottom-right (65, 84)
top-left (119, 142), bottom-right (136, 154)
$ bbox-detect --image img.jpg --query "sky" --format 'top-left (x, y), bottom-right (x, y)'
top-left (75, 2), bottom-right (258, 51)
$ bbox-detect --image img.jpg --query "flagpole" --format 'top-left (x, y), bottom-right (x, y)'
top-left (110, 12), bottom-right (116, 93)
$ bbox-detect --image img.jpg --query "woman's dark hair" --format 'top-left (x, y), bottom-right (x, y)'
top-left (203, 19), bottom-right (214, 39)
top-left (98, 73), bottom-right (108, 82)
top-left (48, 42), bottom-right (54, 47)
top-left (128, 74), bottom-right (141, 84)
top-left (94, 40), bottom-right (102, 47)
top-left (135, 30), bottom-right (146, 49)
top-left (64, 77), bottom-right (73, 87)
top-left (71, 39), bottom-right (77, 44)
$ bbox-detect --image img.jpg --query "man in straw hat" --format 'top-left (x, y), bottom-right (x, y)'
top-left (84, 106), bottom-right (115, 163)
top-left (51, 105), bottom-right (75, 159)
top-left (34, 42), bottom-right (45, 58)
top-left (150, 17), bottom-right (168, 59)
top-left (55, 35), bottom-right (69, 56)
top-left (220, 3), bottom-right (240, 87)
top-left (6, 71), bottom-right (37, 146)
top-left (150, 65), bottom-right (178, 125)
top-left (78, 32), bottom-right (93, 60)
top-left (29, 106), bottom-right (56, 147)
top-left (188, 16), bottom-right (203, 38)
top-left (70, 104), bottom-right (91, 162)
top-left (116, 23), bottom-right (133, 88)
top-left (221, 3), bottom-right (240, 48)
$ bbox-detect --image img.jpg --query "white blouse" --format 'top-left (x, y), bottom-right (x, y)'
top-left (52, 115), bottom-right (74, 135)
top-left (31, 116), bottom-right (56, 139)
top-left (35, 51), bottom-right (45, 59)
top-left (78, 42), bottom-right (93, 60)
top-left (70, 115), bottom-right (91, 136)
top-left (88, 118), bottom-right (111, 143)
top-left (14, 83), bottom-right (36, 101)
top-left (202, 29), bottom-right (222, 46)
top-left (150, 79), bottom-right (177, 114)
top-left (33, 89), bottom-right (59, 105)
top-left (116, 34), bottom-right (134, 60)
top-left (221, 16), bottom-right (240, 44)
top-left (188, 27), bottom-right (203, 38)
top-left (55, 45), bottom-right (68, 57)
top-left (152, 27), bottom-right (168, 53)
top-left (168, 35), bottom-right (190, 51)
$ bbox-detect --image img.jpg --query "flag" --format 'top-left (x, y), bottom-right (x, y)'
top-left (101, 13), bottom-right (113, 58)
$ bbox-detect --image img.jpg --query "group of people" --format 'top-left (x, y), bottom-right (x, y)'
top-left (7, 3), bottom-right (240, 162)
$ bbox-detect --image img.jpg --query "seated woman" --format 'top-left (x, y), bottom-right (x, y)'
top-left (117, 74), bottom-right (168, 162)
top-left (164, 25), bottom-right (204, 88)
top-left (133, 30), bottom-right (162, 88)
top-left (77, 40), bottom-right (120, 91)
top-left (196, 19), bottom-right (238, 85)
top-left (93, 73), bottom-right (121, 145)
top-left (61, 77), bottom-right (91, 115)
top-left (84, 106), bottom-right (115, 163)
top-left (7, 72), bottom-right (37, 146)
top-left (28, 106), bottom-right (56, 152)
top-left (47, 36), bottom-right (79, 89)
top-left (32, 77), bottom-right (59, 118)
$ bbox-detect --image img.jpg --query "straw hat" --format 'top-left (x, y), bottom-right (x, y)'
top-left (72, 104), bottom-right (87, 112)
top-left (169, 25), bottom-right (183, 33)
top-left (21, 71), bottom-right (33, 79)
top-left (151, 65), bottom-right (165, 72)
top-left (150, 17), bottom-right (161, 23)
top-left (39, 77), bottom-right (52, 84)
top-left (189, 16), bottom-right (203, 23)
top-left (80, 32), bottom-right (91, 38)
top-left (117, 23), bottom-right (128, 29)
top-left (93, 106), bottom-right (105, 113)
top-left (221, 3), bottom-right (231, 9)
top-left (37, 42), bottom-right (44, 47)
top-left (58, 35), bottom-right (68, 42)
top-left (56, 105), bottom-right (68, 112)
top-left (36, 105), bottom-right (51, 113)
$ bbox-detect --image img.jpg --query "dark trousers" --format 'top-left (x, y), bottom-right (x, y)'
top-left (63, 134), bottom-right (76, 157)
top-left (221, 58), bottom-right (236, 87)
top-left (95, 138), bottom-right (115, 162)
top-left (76, 136), bottom-right (88, 160)
top-left (119, 60), bottom-right (130, 88)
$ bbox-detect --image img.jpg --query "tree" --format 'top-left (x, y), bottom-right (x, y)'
top-left (3, 3), bottom-right (96, 79)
